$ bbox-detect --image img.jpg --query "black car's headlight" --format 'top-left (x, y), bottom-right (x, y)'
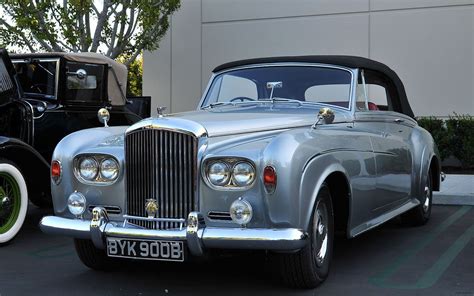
top-left (74, 154), bottom-right (120, 184)
top-left (204, 158), bottom-right (256, 189)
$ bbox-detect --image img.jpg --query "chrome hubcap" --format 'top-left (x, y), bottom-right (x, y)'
top-left (313, 203), bottom-right (328, 267)
top-left (423, 186), bottom-right (430, 213)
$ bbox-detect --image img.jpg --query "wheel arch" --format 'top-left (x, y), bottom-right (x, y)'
top-left (299, 155), bottom-right (352, 235)
top-left (429, 155), bottom-right (441, 192)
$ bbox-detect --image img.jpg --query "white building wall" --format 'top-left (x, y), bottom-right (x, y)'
top-left (144, 0), bottom-right (474, 117)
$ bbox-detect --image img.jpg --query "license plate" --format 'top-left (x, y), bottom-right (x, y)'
top-left (106, 238), bottom-right (184, 262)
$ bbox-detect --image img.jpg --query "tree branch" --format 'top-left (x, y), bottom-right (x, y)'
top-left (0, 19), bottom-right (36, 52)
top-left (90, 0), bottom-right (111, 52)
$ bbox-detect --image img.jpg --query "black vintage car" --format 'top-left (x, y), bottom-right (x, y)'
top-left (0, 49), bottom-right (143, 244)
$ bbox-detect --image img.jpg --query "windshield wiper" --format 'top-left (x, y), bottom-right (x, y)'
top-left (201, 101), bottom-right (235, 109)
top-left (258, 98), bottom-right (303, 106)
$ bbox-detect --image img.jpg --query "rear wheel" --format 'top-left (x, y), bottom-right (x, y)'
top-left (0, 161), bottom-right (28, 245)
top-left (277, 183), bottom-right (334, 288)
top-left (74, 239), bottom-right (115, 270)
top-left (402, 170), bottom-right (432, 226)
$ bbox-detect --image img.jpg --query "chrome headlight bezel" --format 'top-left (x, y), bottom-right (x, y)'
top-left (207, 161), bottom-right (231, 186)
top-left (74, 154), bottom-right (120, 185)
top-left (203, 157), bottom-right (256, 190)
top-left (100, 158), bottom-right (120, 181)
top-left (78, 157), bottom-right (99, 181)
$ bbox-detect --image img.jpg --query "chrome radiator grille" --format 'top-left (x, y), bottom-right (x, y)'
top-left (125, 128), bottom-right (197, 229)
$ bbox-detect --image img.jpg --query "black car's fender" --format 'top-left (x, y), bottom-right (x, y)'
top-left (0, 136), bottom-right (51, 207)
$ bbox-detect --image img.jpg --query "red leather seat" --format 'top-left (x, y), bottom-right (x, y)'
top-left (368, 102), bottom-right (379, 111)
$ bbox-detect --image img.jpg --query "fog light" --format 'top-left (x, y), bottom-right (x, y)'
top-left (68, 191), bottom-right (86, 217)
top-left (230, 198), bottom-right (253, 225)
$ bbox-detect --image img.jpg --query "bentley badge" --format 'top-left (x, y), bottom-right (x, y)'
top-left (145, 199), bottom-right (159, 218)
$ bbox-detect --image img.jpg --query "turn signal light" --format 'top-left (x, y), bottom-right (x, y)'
top-left (263, 166), bottom-right (277, 193)
top-left (51, 160), bottom-right (62, 184)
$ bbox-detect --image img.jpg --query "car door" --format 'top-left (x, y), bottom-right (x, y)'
top-left (354, 70), bottom-right (413, 213)
top-left (0, 50), bottom-right (33, 145)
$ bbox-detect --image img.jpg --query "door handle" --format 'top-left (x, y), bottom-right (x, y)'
top-left (394, 118), bottom-right (404, 123)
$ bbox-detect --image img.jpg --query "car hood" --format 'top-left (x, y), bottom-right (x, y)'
top-left (129, 104), bottom-right (351, 137)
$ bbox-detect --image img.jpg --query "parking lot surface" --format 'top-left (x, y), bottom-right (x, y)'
top-left (0, 205), bottom-right (473, 296)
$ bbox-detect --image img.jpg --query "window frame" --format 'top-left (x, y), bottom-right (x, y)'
top-left (200, 63), bottom-right (356, 112)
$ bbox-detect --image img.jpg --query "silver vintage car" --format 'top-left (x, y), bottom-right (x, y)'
top-left (40, 56), bottom-right (441, 288)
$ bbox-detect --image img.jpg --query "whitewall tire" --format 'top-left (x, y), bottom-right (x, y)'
top-left (0, 162), bottom-right (28, 245)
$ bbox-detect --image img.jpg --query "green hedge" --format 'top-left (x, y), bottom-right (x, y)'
top-left (417, 114), bottom-right (474, 169)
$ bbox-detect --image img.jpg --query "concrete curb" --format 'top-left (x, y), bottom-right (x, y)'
top-left (433, 193), bottom-right (474, 206)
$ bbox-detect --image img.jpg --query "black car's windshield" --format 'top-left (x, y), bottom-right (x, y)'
top-left (13, 59), bottom-right (58, 100)
top-left (202, 66), bottom-right (352, 109)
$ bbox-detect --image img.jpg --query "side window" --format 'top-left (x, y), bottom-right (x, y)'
top-left (64, 62), bottom-right (106, 104)
top-left (216, 75), bottom-right (257, 102)
top-left (356, 70), bottom-right (390, 111)
top-left (304, 84), bottom-right (351, 108)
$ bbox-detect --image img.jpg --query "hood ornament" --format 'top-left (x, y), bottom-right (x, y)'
top-left (145, 199), bottom-right (159, 218)
top-left (97, 108), bottom-right (110, 127)
top-left (157, 106), bottom-right (167, 117)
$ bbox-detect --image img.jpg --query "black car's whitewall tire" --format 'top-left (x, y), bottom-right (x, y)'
top-left (278, 183), bottom-right (335, 288)
top-left (0, 162), bottom-right (28, 245)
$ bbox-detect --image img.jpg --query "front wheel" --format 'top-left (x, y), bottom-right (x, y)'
top-left (277, 183), bottom-right (334, 288)
top-left (0, 162), bottom-right (28, 245)
top-left (74, 239), bottom-right (115, 270)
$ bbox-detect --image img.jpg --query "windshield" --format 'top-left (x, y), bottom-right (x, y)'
top-left (203, 66), bottom-right (352, 108)
top-left (13, 59), bottom-right (58, 100)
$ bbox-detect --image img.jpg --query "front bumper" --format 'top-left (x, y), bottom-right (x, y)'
top-left (40, 207), bottom-right (308, 256)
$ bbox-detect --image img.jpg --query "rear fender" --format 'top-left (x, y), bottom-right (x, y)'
top-left (0, 136), bottom-right (50, 199)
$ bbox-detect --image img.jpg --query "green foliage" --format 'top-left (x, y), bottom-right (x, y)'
top-left (446, 114), bottom-right (474, 169)
top-left (418, 114), bottom-right (474, 168)
top-left (0, 0), bottom-right (180, 65)
top-left (417, 117), bottom-right (451, 161)
top-left (118, 54), bottom-right (143, 96)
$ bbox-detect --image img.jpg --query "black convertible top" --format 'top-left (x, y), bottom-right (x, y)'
top-left (213, 55), bottom-right (414, 117)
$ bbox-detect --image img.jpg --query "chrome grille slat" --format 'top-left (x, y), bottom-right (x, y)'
top-left (125, 128), bottom-right (197, 230)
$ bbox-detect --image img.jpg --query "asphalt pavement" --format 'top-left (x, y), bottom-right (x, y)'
top-left (0, 204), bottom-right (473, 296)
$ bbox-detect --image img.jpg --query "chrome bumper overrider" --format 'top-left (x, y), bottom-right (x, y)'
top-left (39, 207), bottom-right (308, 256)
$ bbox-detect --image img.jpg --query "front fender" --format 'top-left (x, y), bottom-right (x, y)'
top-left (299, 156), bottom-right (350, 231)
top-left (51, 126), bottom-right (128, 217)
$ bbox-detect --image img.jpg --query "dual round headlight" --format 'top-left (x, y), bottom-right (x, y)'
top-left (207, 160), bottom-right (255, 188)
top-left (78, 156), bottom-right (119, 182)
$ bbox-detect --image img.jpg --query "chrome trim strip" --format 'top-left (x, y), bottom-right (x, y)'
top-left (126, 117), bottom-right (208, 138)
top-left (39, 216), bottom-right (91, 239)
top-left (202, 228), bottom-right (308, 250)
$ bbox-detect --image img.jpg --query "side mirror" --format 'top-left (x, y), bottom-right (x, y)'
top-left (76, 69), bottom-right (87, 80)
top-left (312, 107), bottom-right (335, 129)
top-left (97, 108), bottom-right (110, 127)
top-left (318, 107), bottom-right (335, 124)
top-left (66, 69), bottom-right (87, 80)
